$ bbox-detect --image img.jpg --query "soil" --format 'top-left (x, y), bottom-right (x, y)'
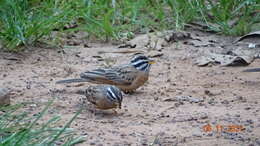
top-left (0, 30), bottom-right (260, 146)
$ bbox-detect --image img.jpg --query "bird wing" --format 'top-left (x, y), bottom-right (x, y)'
top-left (80, 65), bottom-right (138, 86)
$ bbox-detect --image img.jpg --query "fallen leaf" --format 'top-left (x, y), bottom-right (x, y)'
top-left (148, 51), bottom-right (164, 58)
top-left (196, 53), bottom-right (254, 67)
top-left (234, 31), bottom-right (260, 43)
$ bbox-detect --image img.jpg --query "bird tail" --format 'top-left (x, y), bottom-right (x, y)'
top-left (80, 69), bottom-right (109, 81)
top-left (243, 68), bottom-right (260, 72)
top-left (56, 78), bottom-right (88, 84)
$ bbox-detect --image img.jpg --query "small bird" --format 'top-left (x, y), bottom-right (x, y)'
top-left (243, 68), bottom-right (260, 72)
top-left (81, 85), bottom-right (123, 110)
top-left (56, 53), bottom-right (155, 93)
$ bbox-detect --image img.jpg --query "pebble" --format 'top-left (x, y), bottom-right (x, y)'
top-left (245, 119), bottom-right (254, 125)
top-left (204, 90), bottom-right (214, 96)
top-left (208, 98), bottom-right (217, 105)
top-left (256, 139), bottom-right (260, 145)
top-left (0, 88), bottom-right (11, 105)
top-left (221, 100), bottom-right (229, 105)
top-left (244, 107), bottom-right (251, 110)
top-left (175, 95), bottom-right (204, 103)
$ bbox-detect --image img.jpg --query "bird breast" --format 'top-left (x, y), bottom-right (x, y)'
top-left (119, 72), bottom-right (149, 92)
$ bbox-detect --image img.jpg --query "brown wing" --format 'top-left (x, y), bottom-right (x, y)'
top-left (80, 65), bottom-right (138, 86)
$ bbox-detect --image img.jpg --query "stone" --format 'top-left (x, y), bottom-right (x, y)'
top-left (0, 88), bottom-right (11, 106)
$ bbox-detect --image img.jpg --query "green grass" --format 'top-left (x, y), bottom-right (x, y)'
top-left (203, 0), bottom-right (260, 35)
top-left (0, 0), bottom-right (79, 51)
top-left (0, 0), bottom-right (259, 51)
top-left (0, 101), bottom-right (84, 146)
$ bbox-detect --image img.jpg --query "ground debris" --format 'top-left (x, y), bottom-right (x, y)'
top-left (118, 43), bottom-right (136, 48)
top-left (171, 112), bottom-right (208, 123)
top-left (147, 51), bottom-right (164, 58)
top-left (164, 31), bottom-right (192, 43)
top-left (204, 90), bottom-right (221, 96)
top-left (234, 31), bottom-right (260, 43)
top-left (164, 95), bottom-right (204, 103)
top-left (195, 52), bottom-right (254, 66)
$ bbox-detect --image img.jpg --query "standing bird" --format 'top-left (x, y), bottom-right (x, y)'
top-left (243, 68), bottom-right (260, 72)
top-left (81, 85), bottom-right (123, 110)
top-left (56, 53), bottom-right (155, 93)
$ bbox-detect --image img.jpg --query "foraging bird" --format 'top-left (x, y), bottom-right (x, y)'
top-left (56, 53), bottom-right (155, 93)
top-left (243, 68), bottom-right (260, 72)
top-left (81, 85), bottom-right (123, 110)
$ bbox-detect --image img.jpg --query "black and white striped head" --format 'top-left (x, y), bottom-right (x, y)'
top-left (106, 86), bottom-right (123, 109)
top-left (130, 53), bottom-right (155, 72)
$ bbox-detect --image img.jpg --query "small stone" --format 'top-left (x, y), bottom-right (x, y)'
top-left (30, 104), bottom-right (37, 108)
top-left (198, 103), bottom-right (204, 106)
top-left (84, 43), bottom-right (91, 48)
top-left (256, 139), bottom-right (260, 145)
top-left (235, 114), bottom-right (240, 117)
top-left (246, 119), bottom-right (254, 125)
top-left (0, 88), bottom-right (11, 106)
top-left (208, 99), bottom-right (217, 105)
top-left (120, 133), bottom-right (127, 138)
top-left (221, 100), bottom-right (229, 104)
top-left (245, 107), bottom-right (251, 110)
top-left (204, 90), bottom-right (213, 96)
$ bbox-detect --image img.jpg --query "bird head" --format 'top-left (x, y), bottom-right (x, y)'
top-left (106, 86), bottom-right (123, 109)
top-left (130, 53), bottom-right (155, 72)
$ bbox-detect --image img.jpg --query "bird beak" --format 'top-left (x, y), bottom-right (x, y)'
top-left (148, 60), bottom-right (155, 64)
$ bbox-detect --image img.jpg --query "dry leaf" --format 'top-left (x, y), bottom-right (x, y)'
top-left (234, 31), bottom-right (260, 43)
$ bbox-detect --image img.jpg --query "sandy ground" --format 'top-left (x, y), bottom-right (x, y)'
top-left (0, 30), bottom-right (260, 146)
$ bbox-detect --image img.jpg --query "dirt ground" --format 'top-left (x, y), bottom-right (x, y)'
top-left (0, 30), bottom-right (260, 146)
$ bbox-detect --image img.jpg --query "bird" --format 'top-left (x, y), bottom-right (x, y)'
top-left (80, 85), bottom-right (123, 110)
top-left (56, 53), bottom-right (155, 93)
top-left (243, 68), bottom-right (260, 72)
